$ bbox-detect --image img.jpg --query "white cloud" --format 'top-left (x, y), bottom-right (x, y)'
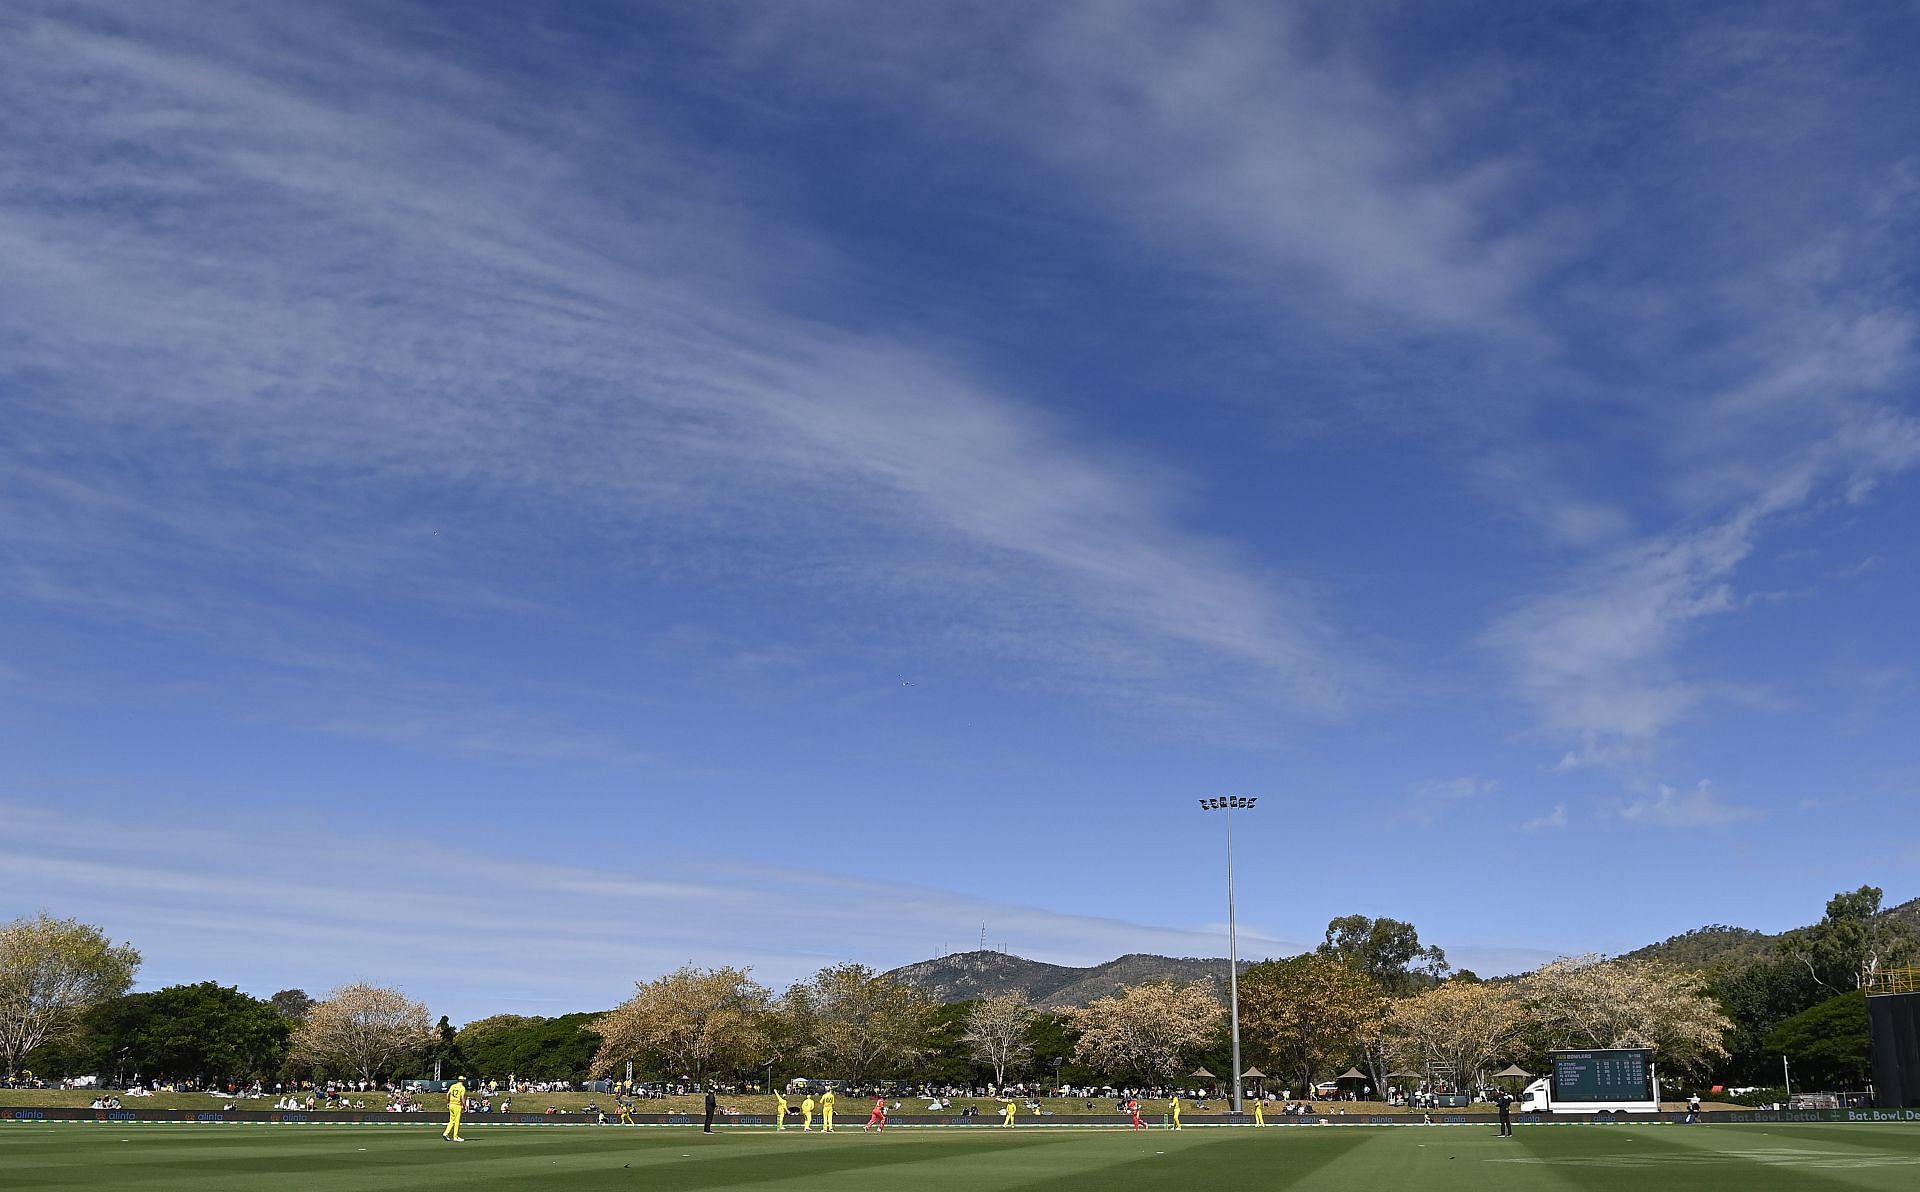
top-left (1405, 775), bottom-right (1498, 824)
top-left (1412, 776), bottom-right (1499, 802)
top-left (1523, 803), bottom-right (1569, 832)
top-left (751, 2), bottom-right (1550, 336)
top-left (752, 3), bottom-right (1920, 778)
top-left (1486, 509), bottom-right (1765, 763)
top-left (0, 2), bottom-right (1361, 730)
top-left (0, 800), bottom-right (1325, 1020)
top-left (1617, 780), bottom-right (1761, 828)
top-left (1488, 402), bottom-right (1918, 774)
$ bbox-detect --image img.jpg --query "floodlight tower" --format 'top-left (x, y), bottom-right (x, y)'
top-left (1199, 795), bottom-right (1256, 1115)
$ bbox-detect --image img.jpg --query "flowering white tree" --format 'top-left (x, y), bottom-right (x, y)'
top-left (1521, 954), bottom-right (1731, 1075)
top-left (963, 992), bottom-right (1036, 1089)
top-left (1384, 980), bottom-right (1527, 1090)
top-left (782, 964), bottom-right (936, 1084)
top-left (592, 964), bottom-right (771, 1083)
top-left (1067, 982), bottom-right (1223, 1084)
top-left (289, 983), bottom-right (433, 1083)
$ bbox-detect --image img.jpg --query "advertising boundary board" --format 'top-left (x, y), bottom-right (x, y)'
top-left (7, 1106), bottom-right (1920, 1127)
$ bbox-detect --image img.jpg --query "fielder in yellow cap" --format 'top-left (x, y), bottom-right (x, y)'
top-left (443, 1079), bottom-right (467, 1142)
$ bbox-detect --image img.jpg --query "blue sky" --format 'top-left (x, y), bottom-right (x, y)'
top-left (3, 0), bottom-right (1918, 1024)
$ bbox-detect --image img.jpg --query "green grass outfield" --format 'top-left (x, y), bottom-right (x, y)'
top-left (7, 1121), bottom-right (1920, 1192)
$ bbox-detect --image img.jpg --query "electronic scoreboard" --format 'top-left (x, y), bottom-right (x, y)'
top-left (1549, 1048), bottom-right (1654, 1103)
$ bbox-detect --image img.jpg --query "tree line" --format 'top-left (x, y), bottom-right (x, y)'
top-left (3, 886), bottom-right (1910, 1094)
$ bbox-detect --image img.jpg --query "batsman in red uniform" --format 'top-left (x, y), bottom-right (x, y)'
top-left (864, 1097), bottom-right (887, 1132)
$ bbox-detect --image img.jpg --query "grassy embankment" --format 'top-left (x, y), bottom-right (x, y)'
top-left (0, 1088), bottom-right (1736, 1115)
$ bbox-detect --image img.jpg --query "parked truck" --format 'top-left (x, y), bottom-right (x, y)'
top-left (1518, 1047), bottom-right (1660, 1114)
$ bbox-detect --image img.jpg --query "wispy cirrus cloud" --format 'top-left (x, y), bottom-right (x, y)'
top-left (746, 1), bottom-right (1551, 337)
top-left (1477, 133), bottom-right (1920, 786)
top-left (0, 1), bottom-right (1360, 731)
top-left (1485, 400), bottom-right (1920, 777)
top-left (1485, 509), bottom-right (1764, 772)
top-left (753, 4), bottom-right (1920, 780)
top-left (0, 800), bottom-right (1329, 1019)
top-left (0, 798), bottom-right (1557, 1017)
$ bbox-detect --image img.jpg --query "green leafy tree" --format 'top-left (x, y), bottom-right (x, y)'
top-left (1026, 1009), bottom-right (1086, 1090)
top-left (1764, 991), bottom-right (1871, 1090)
top-left (1317, 915), bottom-right (1449, 994)
top-left (19, 1001), bottom-right (114, 1081)
top-left (0, 914), bottom-right (141, 1081)
top-left (427, 1015), bottom-right (466, 1078)
top-left (269, 990), bottom-right (316, 1023)
top-left (457, 1013), bottom-right (601, 1083)
top-left (1778, 886), bottom-right (1920, 993)
top-left (90, 983), bottom-right (289, 1085)
top-left (918, 1000), bottom-right (981, 1086)
top-left (1709, 956), bottom-right (1824, 1085)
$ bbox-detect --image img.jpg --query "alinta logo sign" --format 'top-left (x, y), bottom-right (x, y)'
top-left (1198, 797), bottom-right (1256, 810)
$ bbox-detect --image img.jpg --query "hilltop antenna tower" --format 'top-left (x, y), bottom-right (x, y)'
top-left (981, 923), bottom-right (987, 952)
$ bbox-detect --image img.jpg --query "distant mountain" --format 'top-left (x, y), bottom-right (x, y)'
top-left (1622, 925), bottom-right (1777, 969)
top-left (1045, 954), bottom-right (1242, 1007)
top-left (883, 950), bottom-right (1243, 1008)
top-left (1623, 895), bottom-right (1920, 972)
top-left (888, 894), bottom-right (1920, 1007)
top-left (881, 951), bottom-right (1089, 1005)
top-left (1886, 896), bottom-right (1920, 930)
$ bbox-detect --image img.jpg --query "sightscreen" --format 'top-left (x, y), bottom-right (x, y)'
top-left (1549, 1048), bottom-right (1654, 1102)
top-left (1868, 991), bottom-right (1920, 1107)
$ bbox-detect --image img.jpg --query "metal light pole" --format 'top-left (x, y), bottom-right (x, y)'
top-left (1200, 795), bottom-right (1256, 1115)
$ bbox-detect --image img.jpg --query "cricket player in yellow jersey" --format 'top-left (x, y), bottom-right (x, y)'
top-left (1168, 1094), bottom-right (1181, 1130)
top-left (443, 1078), bottom-right (468, 1141)
top-left (1000, 1099), bottom-right (1016, 1127)
top-left (821, 1088), bottom-right (836, 1131)
top-left (775, 1089), bottom-right (789, 1131)
top-left (1253, 1098), bottom-right (1265, 1126)
top-left (801, 1094), bottom-right (815, 1131)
